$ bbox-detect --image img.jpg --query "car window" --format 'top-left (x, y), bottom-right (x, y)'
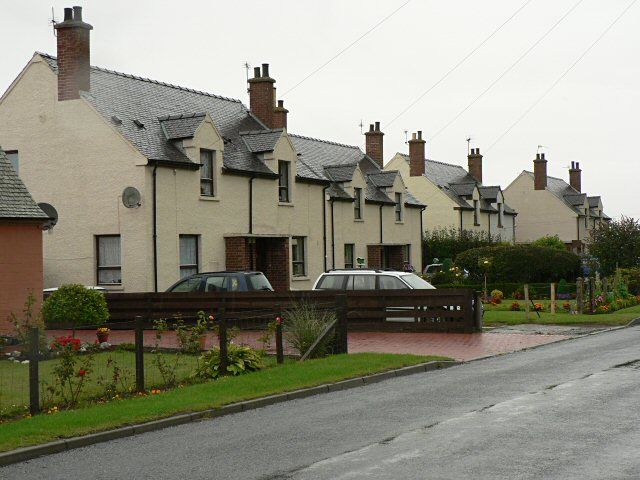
top-left (400, 274), bottom-right (435, 289)
top-left (246, 273), bottom-right (273, 291)
top-left (225, 276), bottom-right (241, 292)
top-left (170, 276), bottom-right (202, 292)
top-left (349, 275), bottom-right (375, 290)
top-left (379, 275), bottom-right (409, 290)
top-left (315, 274), bottom-right (347, 290)
top-left (204, 276), bottom-right (227, 292)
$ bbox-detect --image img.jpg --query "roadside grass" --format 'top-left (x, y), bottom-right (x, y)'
top-left (0, 350), bottom-right (201, 418)
top-left (0, 353), bottom-right (447, 452)
top-left (484, 304), bottom-right (640, 326)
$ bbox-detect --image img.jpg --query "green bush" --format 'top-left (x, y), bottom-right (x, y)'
top-left (531, 235), bottom-right (566, 250)
top-left (454, 245), bottom-right (580, 283)
top-left (42, 284), bottom-right (109, 331)
top-left (193, 344), bottom-right (263, 379)
top-left (284, 301), bottom-right (336, 358)
top-left (619, 267), bottom-right (640, 295)
top-left (422, 227), bottom-right (503, 268)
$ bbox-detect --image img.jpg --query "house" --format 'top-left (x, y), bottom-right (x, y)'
top-left (385, 135), bottom-right (516, 242)
top-left (0, 148), bottom-right (48, 333)
top-left (0, 6), bottom-right (424, 293)
top-left (504, 155), bottom-right (609, 252)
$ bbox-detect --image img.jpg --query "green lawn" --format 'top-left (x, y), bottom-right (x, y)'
top-left (484, 304), bottom-right (640, 326)
top-left (0, 350), bottom-right (201, 417)
top-left (0, 353), bottom-right (447, 452)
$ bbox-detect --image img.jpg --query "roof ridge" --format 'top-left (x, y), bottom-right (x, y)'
top-left (398, 152), bottom-right (467, 170)
top-left (239, 129), bottom-right (283, 136)
top-left (158, 112), bottom-right (206, 121)
top-left (290, 133), bottom-right (360, 150)
top-left (36, 52), bottom-right (243, 105)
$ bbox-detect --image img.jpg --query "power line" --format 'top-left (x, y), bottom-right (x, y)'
top-left (385, 0), bottom-right (534, 127)
top-left (281, 0), bottom-right (411, 97)
top-left (486, 0), bottom-right (638, 153)
top-left (429, 0), bottom-right (585, 141)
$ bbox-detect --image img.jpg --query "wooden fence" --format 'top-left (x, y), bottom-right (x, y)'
top-left (105, 289), bottom-right (480, 333)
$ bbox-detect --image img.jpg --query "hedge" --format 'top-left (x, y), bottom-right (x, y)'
top-left (454, 245), bottom-right (581, 283)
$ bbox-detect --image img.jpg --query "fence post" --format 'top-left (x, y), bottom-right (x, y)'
top-left (589, 277), bottom-right (596, 314)
top-left (472, 291), bottom-right (483, 332)
top-left (524, 284), bottom-right (530, 321)
top-left (28, 326), bottom-right (40, 415)
top-left (135, 315), bottom-right (145, 392)
top-left (275, 308), bottom-right (284, 364)
top-left (550, 283), bottom-right (556, 314)
top-left (218, 303), bottom-right (228, 376)
top-left (335, 294), bottom-right (348, 354)
top-left (576, 278), bottom-right (584, 314)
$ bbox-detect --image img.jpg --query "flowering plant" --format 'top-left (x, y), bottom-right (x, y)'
top-left (533, 303), bottom-right (544, 312)
top-left (562, 302), bottom-right (571, 311)
top-left (97, 327), bottom-right (110, 334)
top-left (51, 336), bottom-right (82, 351)
top-left (510, 301), bottom-right (521, 311)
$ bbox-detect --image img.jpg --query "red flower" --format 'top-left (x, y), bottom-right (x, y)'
top-left (77, 369), bottom-right (88, 377)
top-left (275, 316), bottom-right (283, 325)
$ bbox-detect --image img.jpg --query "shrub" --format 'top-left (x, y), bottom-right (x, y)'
top-left (42, 284), bottom-right (109, 333)
top-left (510, 301), bottom-right (521, 311)
top-left (423, 227), bottom-right (502, 268)
top-left (619, 267), bottom-right (640, 295)
top-left (533, 303), bottom-right (544, 312)
top-left (490, 289), bottom-right (504, 300)
top-left (531, 235), bottom-right (566, 250)
top-left (563, 302), bottom-right (571, 311)
top-left (193, 344), bottom-right (263, 379)
top-left (455, 245), bottom-right (581, 283)
top-left (284, 301), bottom-right (336, 358)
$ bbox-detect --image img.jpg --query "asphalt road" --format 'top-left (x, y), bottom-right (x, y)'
top-left (4, 327), bottom-right (640, 480)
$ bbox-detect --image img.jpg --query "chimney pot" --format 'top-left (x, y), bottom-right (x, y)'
top-left (63, 7), bottom-right (73, 21)
top-left (541, 153), bottom-right (545, 160)
top-left (278, 100), bottom-right (284, 107)
top-left (412, 133), bottom-right (417, 140)
top-left (417, 131), bottom-right (422, 140)
top-left (536, 153), bottom-right (540, 160)
top-left (476, 147), bottom-right (480, 155)
top-left (253, 67), bottom-right (260, 78)
top-left (576, 162), bottom-right (580, 169)
top-left (375, 121), bottom-right (380, 131)
top-left (369, 124), bottom-right (375, 132)
top-left (73, 6), bottom-right (82, 21)
top-left (262, 63), bottom-right (269, 77)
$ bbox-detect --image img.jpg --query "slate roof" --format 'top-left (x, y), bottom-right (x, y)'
top-left (0, 148), bottom-right (48, 220)
top-left (323, 164), bottom-right (358, 183)
top-left (398, 154), bottom-right (514, 214)
top-left (368, 171), bottom-right (398, 188)
top-left (588, 196), bottom-right (601, 208)
top-left (240, 129), bottom-right (283, 153)
top-left (404, 190), bottom-right (425, 208)
top-left (159, 113), bottom-right (206, 140)
top-left (326, 183), bottom-right (353, 201)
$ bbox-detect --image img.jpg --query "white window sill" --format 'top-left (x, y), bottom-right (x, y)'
top-left (200, 196), bottom-right (219, 202)
top-left (292, 276), bottom-right (309, 281)
top-left (100, 285), bottom-right (124, 291)
top-left (395, 220), bottom-right (404, 224)
top-left (354, 219), bottom-right (364, 223)
top-left (279, 202), bottom-right (294, 207)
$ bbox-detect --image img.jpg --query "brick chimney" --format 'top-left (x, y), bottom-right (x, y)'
top-left (365, 122), bottom-right (384, 167)
top-left (248, 64), bottom-right (276, 128)
top-left (569, 161), bottom-right (581, 192)
top-left (272, 100), bottom-right (289, 130)
top-left (54, 6), bottom-right (93, 101)
top-left (408, 131), bottom-right (426, 177)
top-left (467, 147), bottom-right (483, 183)
top-left (533, 153), bottom-right (547, 190)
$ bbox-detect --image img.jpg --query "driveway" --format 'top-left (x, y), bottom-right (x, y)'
top-left (7, 326), bottom-right (640, 479)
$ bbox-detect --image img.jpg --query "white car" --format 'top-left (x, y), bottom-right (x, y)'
top-left (312, 269), bottom-right (436, 291)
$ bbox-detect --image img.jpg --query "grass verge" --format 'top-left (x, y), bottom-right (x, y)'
top-left (0, 353), bottom-right (447, 452)
top-left (484, 304), bottom-right (640, 326)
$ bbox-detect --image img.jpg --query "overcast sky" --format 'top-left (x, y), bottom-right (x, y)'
top-left (3, 0), bottom-right (638, 219)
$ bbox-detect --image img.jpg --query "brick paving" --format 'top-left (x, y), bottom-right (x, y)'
top-left (47, 329), bottom-right (571, 361)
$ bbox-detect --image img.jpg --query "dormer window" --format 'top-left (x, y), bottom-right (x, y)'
top-left (473, 200), bottom-right (480, 226)
top-left (200, 149), bottom-right (216, 196)
top-left (278, 160), bottom-right (290, 203)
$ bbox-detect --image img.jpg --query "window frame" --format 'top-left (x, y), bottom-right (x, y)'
top-left (278, 160), bottom-right (290, 203)
top-left (179, 234), bottom-right (199, 279)
top-left (344, 243), bottom-right (355, 268)
top-left (96, 234), bottom-right (122, 285)
top-left (354, 188), bottom-right (362, 219)
top-left (200, 149), bottom-right (216, 197)
top-left (291, 236), bottom-right (306, 277)
top-left (395, 192), bottom-right (403, 222)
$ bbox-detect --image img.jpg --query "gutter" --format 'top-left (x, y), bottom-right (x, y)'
top-left (459, 209), bottom-right (463, 235)
top-left (152, 163), bottom-right (159, 293)
top-left (420, 206), bottom-right (426, 271)
top-left (322, 186), bottom-right (329, 272)
top-left (379, 205), bottom-right (384, 244)
top-left (248, 176), bottom-right (255, 234)
top-left (330, 199), bottom-right (336, 269)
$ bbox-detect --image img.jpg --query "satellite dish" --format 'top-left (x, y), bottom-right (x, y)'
top-left (122, 187), bottom-right (142, 208)
top-left (38, 203), bottom-right (58, 230)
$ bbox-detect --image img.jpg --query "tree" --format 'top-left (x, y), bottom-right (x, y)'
top-left (42, 284), bottom-right (109, 336)
top-left (588, 216), bottom-right (640, 275)
top-left (531, 234), bottom-right (566, 251)
top-left (422, 227), bottom-right (501, 268)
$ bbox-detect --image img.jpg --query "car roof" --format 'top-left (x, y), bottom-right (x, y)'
top-left (322, 269), bottom-right (410, 276)
top-left (192, 271), bottom-right (264, 275)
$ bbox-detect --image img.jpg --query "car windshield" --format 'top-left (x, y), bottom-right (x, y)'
top-left (246, 273), bottom-right (273, 291)
top-left (170, 276), bottom-right (202, 292)
top-left (400, 274), bottom-right (435, 289)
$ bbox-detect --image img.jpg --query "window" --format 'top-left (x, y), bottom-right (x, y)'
top-left (344, 244), bottom-right (355, 268)
top-left (395, 193), bottom-right (403, 221)
top-left (354, 188), bottom-right (362, 219)
top-left (179, 235), bottom-right (199, 278)
top-left (348, 275), bottom-right (375, 290)
top-left (497, 202), bottom-right (504, 228)
top-left (200, 149), bottom-right (215, 196)
top-left (96, 235), bottom-right (121, 285)
top-left (278, 160), bottom-right (290, 202)
top-left (169, 276), bottom-right (202, 292)
top-left (5, 150), bottom-right (18, 174)
top-left (473, 200), bottom-right (480, 226)
top-left (379, 276), bottom-right (409, 290)
top-left (292, 236), bottom-right (306, 276)
top-left (204, 275), bottom-right (240, 292)
top-left (403, 244), bottom-right (411, 264)
top-left (315, 274), bottom-right (348, 290)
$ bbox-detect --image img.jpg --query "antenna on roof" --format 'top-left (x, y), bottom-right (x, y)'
top-left (358, 119), bottom-right (364, 135)
top-left (244, 61), bottom-right (251, 95)
top-left (51, 7), bottom-right (57, 37)
top-left (537, 144), bottom-right (548, 154)
top-left (404, 130), bottom-right (409, 144)
top-left (466, 136), bottom-right (472, 155)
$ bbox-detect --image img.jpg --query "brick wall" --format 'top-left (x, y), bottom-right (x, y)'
top-left (0, 223), bottom-right (43, 333)
top-left (365, 124), bottom-right (384, 167)
top-left (388, 246), bottom-right (405, 270)
top-left (408, 133), bottom-right (426, 177)
top-left (224, 237), bottom-right (251, 271)
top-left (56, 22), bottom-right (91, 101)
top-left (367, 245), bottom-right (382, 269)
top-left (225, 237), bottom-right (290, 291)
top-left (248, 77), bottom-right (276, 128)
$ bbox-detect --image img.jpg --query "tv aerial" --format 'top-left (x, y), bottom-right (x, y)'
top-left (122, 187), bottom-right (142, 208)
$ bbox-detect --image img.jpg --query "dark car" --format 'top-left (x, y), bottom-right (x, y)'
top-left (166, 271), bottom-right (274, 293)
